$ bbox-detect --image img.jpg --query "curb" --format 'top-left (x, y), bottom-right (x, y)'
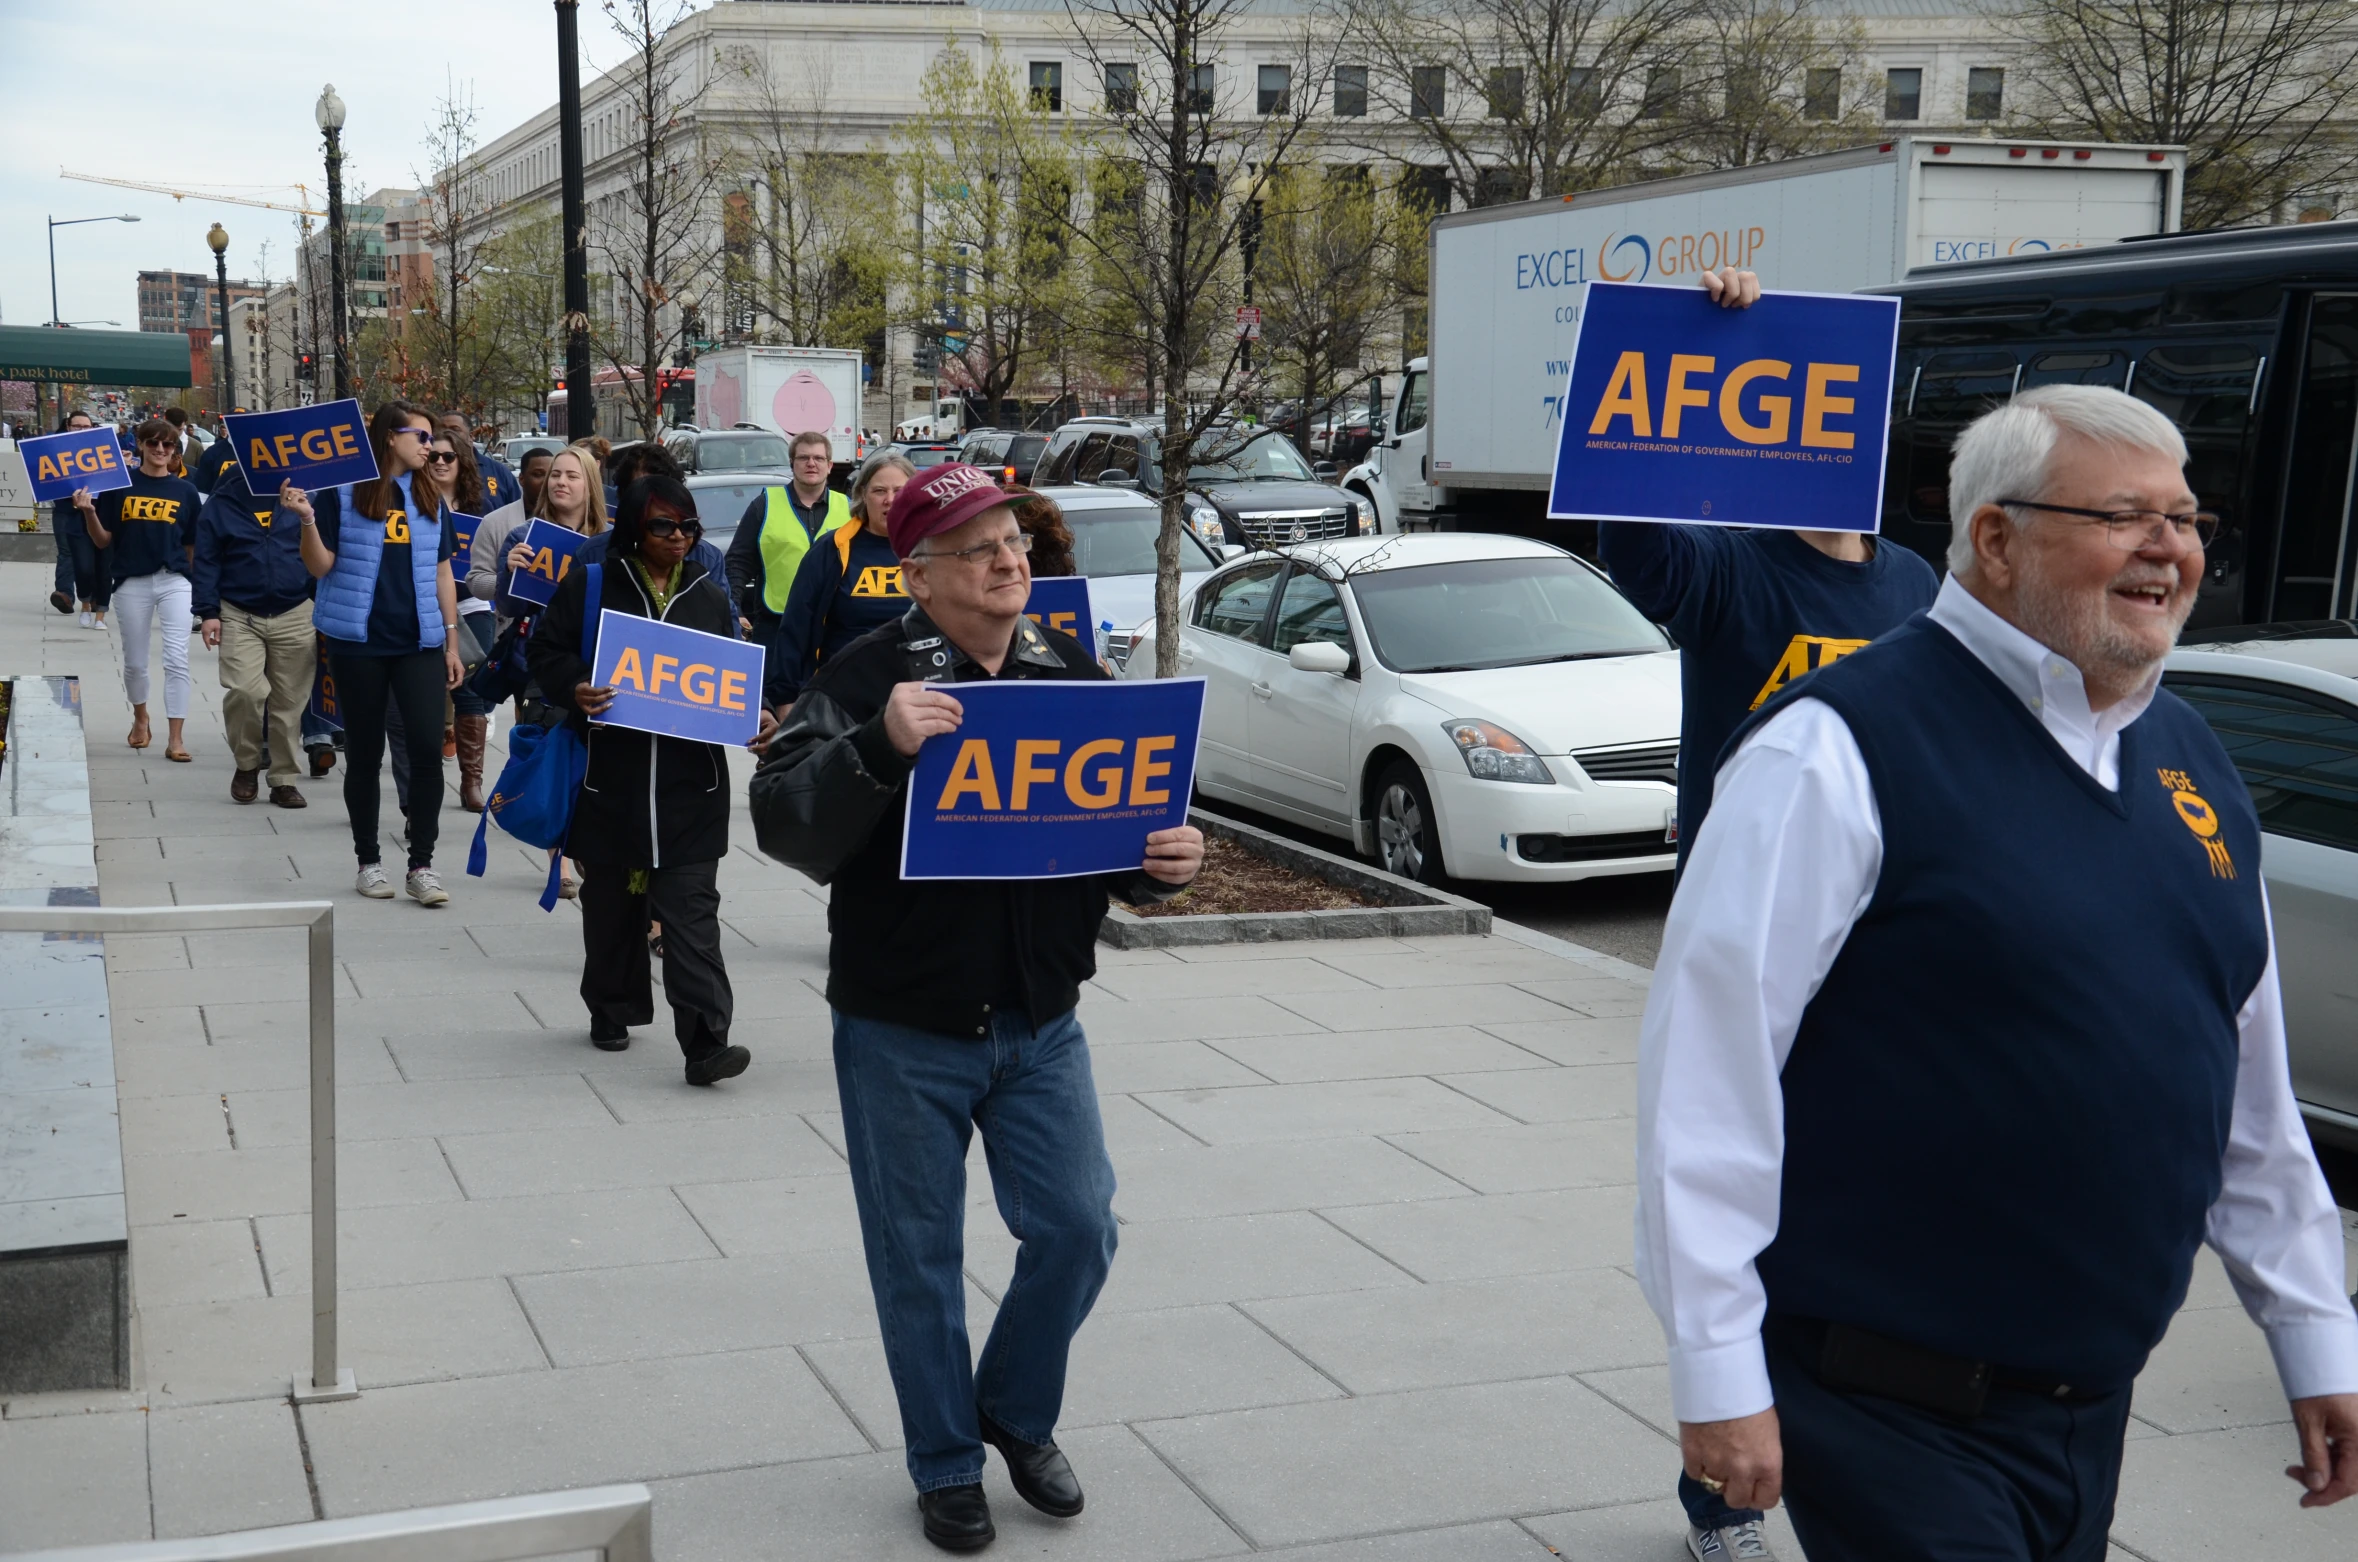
top-left (1100, 807), bottom-right (1491, 948)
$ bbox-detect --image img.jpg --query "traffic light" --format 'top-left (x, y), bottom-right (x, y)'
top-left (912, 339), bottom-right (940, 374)
top-left (297, 353), bottom-right (315, 381)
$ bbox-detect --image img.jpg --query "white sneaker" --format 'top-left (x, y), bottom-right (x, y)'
top-left (78, 611), bottom-right (93, 628)
top-left (405, 868), bottom-right (449, 907)
top-left (1689, 1520), bottom-right (1774, 1560)
top-left (355, 864), bottom-right (395, 899)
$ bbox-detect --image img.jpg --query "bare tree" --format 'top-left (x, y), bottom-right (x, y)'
top-left (1250, 162), bottom-right (1415, 450)
top-left (591, 0), bottom-right (727, 439)
top-left (1675, 0), bottom-right (1878, 171)
top-left (475, 205), bottom-right (569, 431)
top-left (896, 40), bottom-right (1081, 421)
top-left (1353, 0), bottom-right (1708, 208)
top-left (720, 44), bottom-right (893, 351)
top-left (1995, 0), bottom-right (2358, 228)
top-left (1058, 0), bottom-right (1348, 674)
top-left (411, 76), bottom-right (534, 419)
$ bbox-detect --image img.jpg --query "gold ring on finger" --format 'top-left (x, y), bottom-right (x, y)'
top-left (1698, 1474), bottom-right (1726, 1495)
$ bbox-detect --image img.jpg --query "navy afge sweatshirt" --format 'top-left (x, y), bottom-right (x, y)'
top-left (1598, 522), bottom-right (1938, 863)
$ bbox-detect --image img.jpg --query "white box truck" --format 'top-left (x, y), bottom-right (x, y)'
top-left (692, 345), bottom-right (865, 464)
top-left (1346, 137), bottom-right (2187, 533)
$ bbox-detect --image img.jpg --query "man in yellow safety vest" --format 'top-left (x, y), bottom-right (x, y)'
top-left (724, 428), bottom-right (850, 645)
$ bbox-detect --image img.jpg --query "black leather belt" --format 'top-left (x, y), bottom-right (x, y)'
top-left (1767, 1316), bottom-right (2119, 1423)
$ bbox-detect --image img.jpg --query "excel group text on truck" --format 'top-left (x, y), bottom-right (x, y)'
top-left (1347, 137), bottom-right (2188, 545)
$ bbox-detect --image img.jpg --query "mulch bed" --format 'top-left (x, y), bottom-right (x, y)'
top-left (1133, 835), bottom-right (1385, 917)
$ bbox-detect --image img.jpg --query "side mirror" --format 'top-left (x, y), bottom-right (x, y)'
top-left (1289, 640), bottom-right (1351, 674)
top-left (1314, 461), bottom-right (1338, 478)
top-left (1097, 470), bottom-right (1140, 488)
top-left (1220, 543), bottom-right (1247, 561)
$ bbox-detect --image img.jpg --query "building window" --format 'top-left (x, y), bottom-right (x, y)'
top-left (1885, 67), bottom-right (1922, 121)
top-left (1966, 66), bottom-right (2004, 121)
top-left (1411, 66), bottom-right (1446, 119)
top-left (1402, 164), bottom-right (1451, 216)
top-left (1258, 64), bottom-right (1291, 115)
top-left (1640, 68), bottom-right (1679, 119)
top-left (1487, 67), bottom-right (1524, 120)
top-left (1476, 167), bottom-right (1523, 206)
top-left (1567, 67), bottom-right (1600, 117)
top-left (1029, 62), bottom-right (1062, 112)
top-left (1803, 67), bottom-right (1840, 121)
top-left (1188, 63), bottom-right (1215, 114)
top-left (1333, 64), bottom-right (1368, 117)
top-left (1104, 63), bottom-right (1137, 114)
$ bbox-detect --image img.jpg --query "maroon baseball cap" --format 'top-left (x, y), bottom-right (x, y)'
top-left (889, 462), bottom-right (1028, 559)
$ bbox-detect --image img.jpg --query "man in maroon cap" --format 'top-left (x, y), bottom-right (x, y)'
top-left (749, 463), bottom-right (1204, 1552)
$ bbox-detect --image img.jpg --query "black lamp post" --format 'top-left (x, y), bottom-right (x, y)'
top-left (317, 84), bottom-right (352, 401)
top-left (207, 222), bottom-right (234, 415)
top-left (556, 0), bottom-right (594, 439)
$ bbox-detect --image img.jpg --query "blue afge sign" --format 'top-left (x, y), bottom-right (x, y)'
top-left (901, 679), bottom-right (1204, 881)
top-left (1547, 282), bottom-right (1900, 534)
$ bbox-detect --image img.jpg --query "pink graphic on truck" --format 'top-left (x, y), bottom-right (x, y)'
top-left (774, 370), bottom-right (839, 437)
top-left (707, 368), bottom-right (744, 429)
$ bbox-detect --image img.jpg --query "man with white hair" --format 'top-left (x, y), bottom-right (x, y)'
top-left (1635, 383), bottom-right (2358, 1559)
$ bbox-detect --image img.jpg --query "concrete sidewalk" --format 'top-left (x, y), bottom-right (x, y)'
top-left (0, 560), bottom-right (2350, 1561)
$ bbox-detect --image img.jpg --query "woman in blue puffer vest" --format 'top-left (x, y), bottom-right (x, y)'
top-left (279, 401), bottom-right (468, 906)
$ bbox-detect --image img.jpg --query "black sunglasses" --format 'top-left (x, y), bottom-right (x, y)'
top-left (425, 451), bottom-right (459, 464)
top-left (641, 516), bottom-right (702, 539)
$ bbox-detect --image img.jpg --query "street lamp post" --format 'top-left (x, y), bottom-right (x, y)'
top-left (556, 0), bottom-right (595, 440)
top-left (317, 85), bottom-right (351, 401)
top-left (44, 212), bottom-right (139, 427)
top-left (208, 223), bottom-right (235, 416)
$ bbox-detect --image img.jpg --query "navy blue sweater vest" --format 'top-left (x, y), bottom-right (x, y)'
top-left (1753, 618), bottom-right (2268, 1386)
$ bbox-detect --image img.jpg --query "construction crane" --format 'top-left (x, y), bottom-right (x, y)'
top-left (59, 170), bottom-right (326, 227)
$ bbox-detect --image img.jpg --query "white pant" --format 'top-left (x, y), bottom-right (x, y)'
top-left (113, 571), bottom-right (193, 719)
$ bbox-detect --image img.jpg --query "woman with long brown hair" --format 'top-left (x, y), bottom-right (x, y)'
top-left (280, 401), bottom-right (467, 906)
top-left (429, 424), bottom-right (498, 810)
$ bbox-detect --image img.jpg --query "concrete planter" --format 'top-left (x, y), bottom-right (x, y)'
top-left (1100, 807), bottom-right (1491, 948)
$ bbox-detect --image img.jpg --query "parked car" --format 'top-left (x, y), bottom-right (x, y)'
top-left (959, 428), bottom-right (1050, 486)
top-left (1122, 533), bottom-right (1682, 884)
top-left (1031, 418), bottom-right (1377, 549)
top-left (2165, 624), bottom-right (2358, 1149)
top-left (659, 427), bottom-right (797, 476)
top-left (680, 472), bottom-right (789, 556)
top-left (1025, 485), bottom-right (1226, 668)
top-left (885, 441), bottom-right (964, 470)
top-left (500, 435), bottom-right (565, 465)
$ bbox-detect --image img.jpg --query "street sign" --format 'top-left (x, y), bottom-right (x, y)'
top-left (1235, 306), bottom-right (1263, 341)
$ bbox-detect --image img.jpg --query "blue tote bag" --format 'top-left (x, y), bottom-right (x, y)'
top-left (466, 563), bottom-right (600, 910)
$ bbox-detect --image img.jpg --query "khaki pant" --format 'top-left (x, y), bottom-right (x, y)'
top-left (219, 601), bottom-right (316, 786)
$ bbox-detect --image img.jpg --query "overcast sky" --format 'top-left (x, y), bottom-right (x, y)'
top-left (0, 1), bottom-right (709, 331)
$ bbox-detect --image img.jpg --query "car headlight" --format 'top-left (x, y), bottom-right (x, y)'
top-left (1347, 495), bottom-right (1372, 533)
top-left (1442, 720), bottom-right (1555, 784)
top-left (1185, 502), bottom-right (1224, 545)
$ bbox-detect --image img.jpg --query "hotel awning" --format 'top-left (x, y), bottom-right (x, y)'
top-left (0, 325), bottom-right (194, 387)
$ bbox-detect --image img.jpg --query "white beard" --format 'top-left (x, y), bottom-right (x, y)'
top-left (2009, 544), bottom-right (2191, 691)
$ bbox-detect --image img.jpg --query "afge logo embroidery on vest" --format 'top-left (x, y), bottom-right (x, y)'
top-left (382, 509), bottom-right (410, 544)
top-left (2157, 767), bottom-right (2235, 879)
top-left (1749, 633), bottom-right (1871, 709)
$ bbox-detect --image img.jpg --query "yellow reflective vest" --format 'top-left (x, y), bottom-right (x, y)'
top-left (758, 485), bottom-right (852, 613)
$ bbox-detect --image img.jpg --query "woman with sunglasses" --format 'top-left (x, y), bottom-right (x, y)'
top-left (73, 419), bottom-right (203, 758)
top-left (528, 475), bottom-right (750, 1084)
top-left (761, 451), bottom-right (916, 716)
top-left (416, 428), bottom-right (498, 813)
top-left (279, 402), bottom-right (468, 907)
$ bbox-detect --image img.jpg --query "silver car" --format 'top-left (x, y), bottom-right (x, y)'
top-left (2165, 629), bottom-right (2358, 1149)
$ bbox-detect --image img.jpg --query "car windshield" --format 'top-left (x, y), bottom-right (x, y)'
top-left (1348, 556), bottom-right (1669, 673)
top-left (695, 434), bottom-right (795, 471)
top-left (687, 481), bottom-right (774, 540)
top-left (1067, 505), bottom-right (1222, 576)
top-left (1141, 429), bottom-right (1316, 485)
top-left (903, 446), bottom-right (957, 468)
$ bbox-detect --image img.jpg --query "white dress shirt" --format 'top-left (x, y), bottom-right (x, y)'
top-left (1635, 575), bottom-right (2358, 1424)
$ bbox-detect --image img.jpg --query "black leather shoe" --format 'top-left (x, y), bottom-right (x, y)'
top-left (977, 1406), bottom-right (1083, 1517)
top-left (918, 1483), bottom-right (994, 1552)
top-left (590, 1017), bottom-right (630, 1051)
top-left (684, 1044), bottom-right (750, 1085)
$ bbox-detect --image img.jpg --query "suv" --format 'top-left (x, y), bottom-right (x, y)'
top-left (658, 427), bottom-right (797, 476)
top-left (1031, 418), bottom-right (1375, 549)
top-left (958, 428), bottom-right (1049, 486)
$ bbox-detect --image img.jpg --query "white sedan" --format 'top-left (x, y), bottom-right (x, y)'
top-left (1026, 485), bottom-right (1224, 665)
top-left (1123, 533), bottom-right (1683, 884)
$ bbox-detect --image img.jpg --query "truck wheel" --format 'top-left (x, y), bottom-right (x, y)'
top-left (1373, 760), bottom-right (1444, 884)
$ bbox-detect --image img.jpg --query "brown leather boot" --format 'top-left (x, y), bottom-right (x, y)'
top-left (455, 714), bottom-right (490, 813)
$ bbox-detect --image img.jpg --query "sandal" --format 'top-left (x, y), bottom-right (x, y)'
top-left (648, 924), bottom-right (666, 961)
top-left (127, 721), bottom-right (150, 750)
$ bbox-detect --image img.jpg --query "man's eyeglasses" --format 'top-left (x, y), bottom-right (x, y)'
top-left (916, 533), bottom-right (1032, 565)
top-left (642, 517), bottom-right (702, 540)
top-left (1999, 500), bottom-right (2219, 550)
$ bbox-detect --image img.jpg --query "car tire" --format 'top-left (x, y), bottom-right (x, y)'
top-left (1373, 760), bottom-right (1445, 885)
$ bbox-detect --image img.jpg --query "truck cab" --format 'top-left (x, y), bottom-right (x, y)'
top-left (1344, 359), bottom-right (1434, 530)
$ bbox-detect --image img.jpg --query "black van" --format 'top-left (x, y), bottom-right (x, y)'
top-left (1874, 221), bottom-right (2358, 632)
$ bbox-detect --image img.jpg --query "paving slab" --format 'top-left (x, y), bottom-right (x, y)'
top-left (435, 1112), bottom-right (845, 1199)
top-left (1267, 984), bottom-right (1574, 1034)
top-left (1134, 1077), bottom-right (1521, 1144)
top-left (1137, 1377), bottom-right (1669, 1548)
top-left (253, 1185), bottom-right (720, 1292)
top-left (1108, 1138), bottom-right (1474, 1223)
top-left (968, 1210), bottom-right (1417, 1315)
top-left (125, 1136), bottom-right (462, 1225)
top-left (1207, 1026), bottom-right (1551, 1083)
top-left (1524, 1497), bottom-right (1807, 1561)
top-left (1475, 1015), bottom-right (1643, 1067)
top-left (1381, 1119), bottom-right (1639, 1195)
top-left (0, 1407), bottom-right (152, 1552)
top-left (1319, 1187), bottom-right (1640, 1281)
top-left (510, 1248), bottom-right (898, 1366)
top-left (147, 1398), bottom-right (315, 1537)
top-left (1437, 1064), bottom-right (1639, 1124)
top-left (2112, 1423), bottom-right (2353, 1561)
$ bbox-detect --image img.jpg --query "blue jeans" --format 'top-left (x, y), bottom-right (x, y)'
top-left (832, 1006), bottom-right (1118, 1492)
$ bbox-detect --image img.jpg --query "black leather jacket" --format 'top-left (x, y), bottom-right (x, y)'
top-left (748, 606), bottom-right (1174, 1038)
